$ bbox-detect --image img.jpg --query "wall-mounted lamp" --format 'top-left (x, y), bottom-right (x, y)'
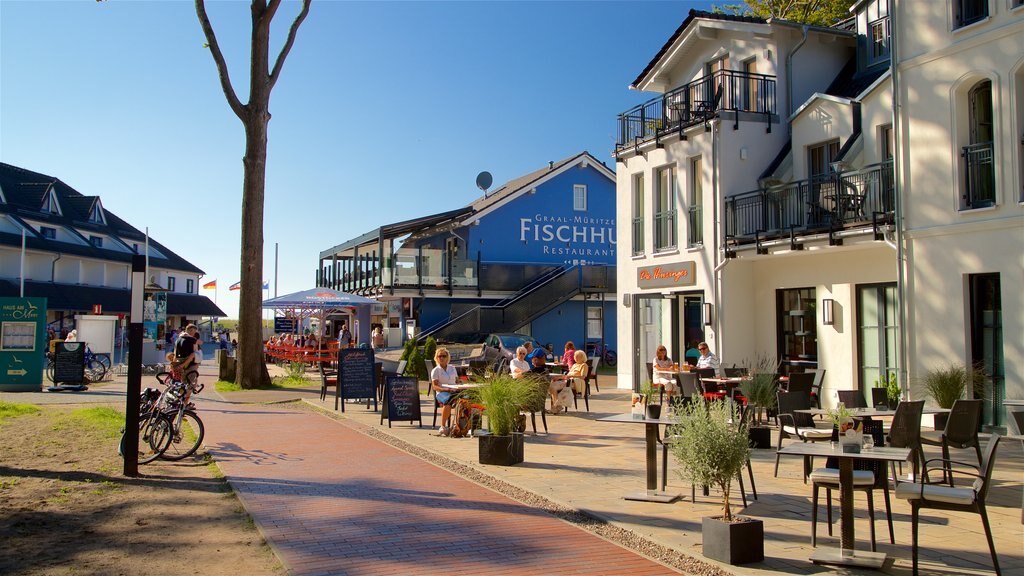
top-left (822, 298), bottom-right (835, 326)
top-left (703, 302), bottom-right (713, 326)
top-left (622, 293), bottom-right (631, 308)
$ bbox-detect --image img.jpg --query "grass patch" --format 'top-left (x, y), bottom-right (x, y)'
top-left (215, 376), bottom-right (314, 393)
top-left (0, 401), bottom-right (40, 420)
top-left (50, 407), bottom-right (124, 438)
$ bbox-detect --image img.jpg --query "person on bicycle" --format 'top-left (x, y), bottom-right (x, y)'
top-left (173, 324), bottom-right (201, 385)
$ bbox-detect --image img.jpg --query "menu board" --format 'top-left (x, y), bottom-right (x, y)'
top-left (382, 376), bottom-right (422, 428)
top-left (337, 348), bottom-right (377, 412)
top-left (53, 341), bottom-right (86, 386)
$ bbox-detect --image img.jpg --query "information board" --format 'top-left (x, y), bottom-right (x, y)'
top-left (53, 341), bottom-right (86, 388)
top-left (274, 317), bottom-right (296, 334)
top-left (337, 348), bottom-right (377, 412)
top-left (0, 297), bottom-right (47, 392)
top-left (381, 376), bottom-right (422, 428)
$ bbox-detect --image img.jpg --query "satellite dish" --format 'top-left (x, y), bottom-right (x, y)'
top-left (476, 171), bottom-right (493, 194)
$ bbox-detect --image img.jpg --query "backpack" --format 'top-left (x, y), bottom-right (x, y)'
top-left (448, 398), bottom-right (474, 438)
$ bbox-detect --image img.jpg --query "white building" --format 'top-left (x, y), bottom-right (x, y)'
top-left (613, 3), bottom-right (1022, 430)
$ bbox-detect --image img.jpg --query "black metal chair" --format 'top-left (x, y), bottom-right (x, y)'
top-left (920, 399), bottom-right (982, 486)
top-left (319, 363), bottom-right (337, 402)
top-left (896, 435), bottom-right (1002, 576)
top-left (520, 377), bottom-right (548, 433)
top-left (570, 362), bottom-right (591, 412)
top-left (886, 400), bottom-right (925, 484)
top-left (837, 389), bottom-right (867, 409)
top-left (785, 372), bottom-right (815, 399)
top-left (423, 359), bottom-right (435, 398)
top-left (724, 367), bottom-right (746, 377)
top-left (775, 391), bottom-right (833, 480)
top-left (584, 356), bottom-right (600, 393)
top-left (811, 420), bottom-right (894, 551)
top-left (871, 387), bottom-right (889, 408)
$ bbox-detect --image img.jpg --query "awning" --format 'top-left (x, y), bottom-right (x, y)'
top-left (0, 280), bottom-right (226, 317)
top-left (318, 206), bottom-right (474, 260)
top-left (262, 287), bottom-right (377, 309)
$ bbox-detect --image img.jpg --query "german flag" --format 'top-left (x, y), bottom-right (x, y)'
top-left (202, 279), bottom-right (217, 289)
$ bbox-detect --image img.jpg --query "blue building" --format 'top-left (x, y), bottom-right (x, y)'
top-left (317, 151), bottom-right (617, 355)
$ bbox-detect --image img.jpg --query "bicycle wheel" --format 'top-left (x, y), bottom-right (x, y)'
top-left (94, 353), bottom-right (112, 372)
top-left (160, 410), bottom-right (205, 461)
top-left (46, 364), bottom-right (55, 383)
top-left (84, 359), bottom-right (107, 383)
top-left (120, 412), bottom-right (173, 464)
top-left (604, 350), bottom-right (618, 367)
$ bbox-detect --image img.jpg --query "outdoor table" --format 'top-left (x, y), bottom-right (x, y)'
top-left (700, 376), bottom-right (746, 396)
top-left (598, 413), bottom-right (681, 503)
top-left (795, 407), bottom-right (949, 418)
top-left (778, 442), bottom-right (910, 569)
top-left (445, 383), bottom-right (483, 391)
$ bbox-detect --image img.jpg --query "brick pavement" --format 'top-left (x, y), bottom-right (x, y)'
top-left (198, 397), bottom-right (679, 576)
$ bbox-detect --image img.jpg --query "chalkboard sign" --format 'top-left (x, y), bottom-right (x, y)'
top-left (381, 376), bottom-right (422, 428)
top-left (52, 341), bottom-right (86, 389)
top-left (337, 348), bottom-right (377, 412)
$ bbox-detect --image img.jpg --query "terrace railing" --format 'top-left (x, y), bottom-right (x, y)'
top-left (616, 69), bottom-right (776, 150)
top-left (724, 161), bottom-right (894, 241)
top-left (962, 142), bottom-right (994, 209)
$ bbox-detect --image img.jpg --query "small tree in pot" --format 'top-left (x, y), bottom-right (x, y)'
top-left (468, 374), bottom-right (536, 466)
top-left (670, 399), bottom-right (762, 565)
top-left (640, 381), bottom-right (662, 419)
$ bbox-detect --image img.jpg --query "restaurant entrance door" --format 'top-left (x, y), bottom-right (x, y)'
top-left (631, 292), bottom-right (706, 391)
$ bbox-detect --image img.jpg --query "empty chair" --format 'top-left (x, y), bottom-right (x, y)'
top-left (319, 363), bottom-right (337, 402)
top-left (724, 367), bottom-right (747, 377)
top-left (775, 391), bottom-right (833, 480)
top-left (871, 387), bottom-right (889, 408)
top-left (837, 389), bottom-right (867, 409)
top-left (676, 372), bottom-right (701, 405)
top-left (584, 356), bottom-right (601, 393)
top-left (810, 420), bottom-right (894, 551)
top-left (896, 435), bottom-right (1002, 576)
top-left (809, 369), bottom-right (826, 409)
top-left (424, 359), bottom-right (435, 397)
top-left (786, 372), bottom-right (815, 399)
top-left (920, 399), bottom-right (982, 486)
top-left (520, 377), bottom-right (548, 433)
top-left (887, 400), bottom-right (925, 484)
top-left (695, 368), bottom-right (721, 399)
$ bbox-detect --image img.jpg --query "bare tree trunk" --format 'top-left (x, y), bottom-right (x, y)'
top-left (195, 0), bottom-right (310, 388)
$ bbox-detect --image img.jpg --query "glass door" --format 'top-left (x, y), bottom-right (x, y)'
top-left (970, 273), bottom-right (1003, 427)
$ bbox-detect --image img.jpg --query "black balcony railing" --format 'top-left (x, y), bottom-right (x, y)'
top-left (688, 205), bottom-right (703, 246)
top-left (654, 210), bottom-right (676, 251)
top-left (724, 161), bottom-right (894, 240)
top-left (962, 142), bottom-right (994, 208)
top-left (616, 70), bottom-right (777, 149)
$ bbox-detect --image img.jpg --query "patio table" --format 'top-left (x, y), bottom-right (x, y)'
top-left (598, 413), bottom-right (681, 503)
top-left (795, 406), bottom-right (949, 418)
top-left (778, 442), bottom-right (910, 568)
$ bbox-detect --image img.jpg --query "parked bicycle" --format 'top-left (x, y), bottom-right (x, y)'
top-left (119, 371), bottom-right (204, 464)
top-left (45, 348), bottom-right (110, 383)
top-left (589, 342), bottom-right (617, 367)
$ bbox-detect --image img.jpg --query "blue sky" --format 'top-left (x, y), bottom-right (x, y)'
top-left (1, 0), bottom-right (714, 318)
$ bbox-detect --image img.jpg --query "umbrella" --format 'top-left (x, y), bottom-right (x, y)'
top-left (262, 288), bottom-right (378, 339)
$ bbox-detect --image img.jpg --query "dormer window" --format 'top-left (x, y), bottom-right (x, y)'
top-left (90, 235), bottom-right (103, 248)
top-left (40, 226), bottom-right (57, 240)
top-left (40, 185), bottom-right (62, 215)
top-left (88, 200), bottom-right (106, 225)
top-left (869, 17), bottom-right (890, 61)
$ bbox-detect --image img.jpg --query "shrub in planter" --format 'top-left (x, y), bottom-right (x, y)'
top-left (915, 363), bottom-right (987, 429)
top-left (741, 354), bottom-right (777, 449)
top-left (670, 399), bottom-right (762, 565)
top-left (466, 374), bottom-right (536, 466)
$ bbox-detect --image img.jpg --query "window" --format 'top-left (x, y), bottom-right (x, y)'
top-left (869, 16), bottom-right (890, 61)
top-left (573, 184), bottom-right (587, 211)
top-left (963, 80), bottom-right (994, 208)
top-left (186, 279), bottom-right (194, 294)
top-left (40, 187), bottom-right (61, 215)
top-left (688, 157), bottom-right (703, 246)
top-left (586, 305), bottom-right (603, 339)
top-left (167, 277), bottom-right (176, 291)
top-left (808, 140), bottom-right (840, 178)
top-left (857, 283), bottom-right (897, 393)
top-left (776, 288), bottom-right (817, 369)
top-left (654, 166), bottom-right (676, 251)
top-left (39, 226), bottom-right (56, 240)
top-left (89, 235), bottom-right (102, 247)
top-left (632, 173), bottom-right (645, 256)
top-left (743, 58), bottom-right (759, 111)
top-left (969, 273), bottom-right (1003, 427)
top-left (705, 55), bottom-right (730, 108)
top-left (88, 201), bottom-right (105, 225)
top-left (880, 124), bottom-right (894, 160)
top-left (954, 0), bottom-right (988, 28)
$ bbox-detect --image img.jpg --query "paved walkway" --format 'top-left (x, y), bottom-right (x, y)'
top-left (198, 394), bottom-right (677, 575)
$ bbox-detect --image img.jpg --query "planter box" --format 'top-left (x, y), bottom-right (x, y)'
top-left (702, 516), bottom-right (764, 565)
top-left (478, 432), bottom-right (524, 466)
top-left (748, 426), bottom-right (772, 449)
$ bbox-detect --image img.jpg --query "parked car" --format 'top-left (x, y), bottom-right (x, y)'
top-left (479, 333), bottom-right (554, 367)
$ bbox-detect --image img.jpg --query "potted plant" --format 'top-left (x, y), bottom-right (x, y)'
top-left (915, 363), bottom-right (987, 430)
top-left (640, 381), bottom-right (662, 420)
top-left (871, 372), bottom-right (897, 408)
top-left (468, 374), bottom-right (536, 466)
top-left (669, 399), bottom-right (762, 565)
top-left (741, 354), bottom-right (778, 449)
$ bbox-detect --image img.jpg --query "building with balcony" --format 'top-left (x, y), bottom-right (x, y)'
top-left (613, 3), bottom-right (1023, 429)
top-left (891, 0), bottom-right (1023, 428)
top-left (316, 152), bottom-right (618, 353)
top-left (0, 162), bottom-right (225, 332)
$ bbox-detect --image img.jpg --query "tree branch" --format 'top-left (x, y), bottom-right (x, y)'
top-left (268, 0), bottom-right (311, 92)
top-left (195, 0), bottom-right (247, 120)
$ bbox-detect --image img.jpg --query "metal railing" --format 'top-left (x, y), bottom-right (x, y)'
top-left (962, 142), bottom-right (994, 208)
top-left (632, 216), bottom-right (644, 256)
top-left (616, 69), bottom-right (777, 149)
top-left (724, 161), bottom-right (894, 239)
top-left (654, 210), bottom-right (676, 251)
top-left (688, 205), bottom-right (703, 246)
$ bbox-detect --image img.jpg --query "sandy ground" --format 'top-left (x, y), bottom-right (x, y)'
top-left (0, 402), bottom-right (282, 576)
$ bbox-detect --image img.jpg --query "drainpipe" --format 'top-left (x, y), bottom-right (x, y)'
top-left (785, 25), bottom-right (811, 123)
top-left (50, 253), bottom-right (62, 282)
top-left (711, 119), bottom-right (722, 344)
top-left (890, 5), bottom-right (909, 400)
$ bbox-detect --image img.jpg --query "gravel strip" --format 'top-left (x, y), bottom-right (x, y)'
top-left (289, 400), bottom-right (731, 576)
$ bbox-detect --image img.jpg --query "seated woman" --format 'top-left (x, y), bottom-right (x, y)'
top-left (561, 341), bottom-right (576, 369)
top-left (549, 350), bottom-right (588, 408)
top-left (509, 346), bottom-right (530, 379)
top-left (652, 345), bottom-right (678, 402)
top-left (430, 347), bottom-right (460, 436)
